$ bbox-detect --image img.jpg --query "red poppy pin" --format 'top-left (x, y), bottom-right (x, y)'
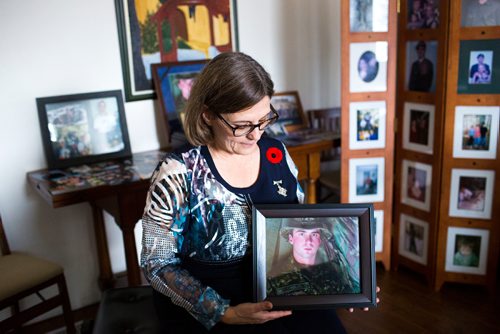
top-left (266, 147), bottom-right (283, 164)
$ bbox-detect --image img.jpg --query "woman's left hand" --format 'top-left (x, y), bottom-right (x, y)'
top-left (348, 286), bottom-right (380, 312)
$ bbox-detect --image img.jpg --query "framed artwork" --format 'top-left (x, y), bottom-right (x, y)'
top-left (349, 42), bottom-right (388, 93)
top-left (152, 60), bottom-right (208, 144)
top-left (270, 91), bottom-right (309, 132)
top-left (405, 40), bottom-right (438, 93)
top-left (348, 157), bottom-right (385, 203)
top-left (457, 39), bottom-right (500, 94)
top-left (453, 106), bottom-right (499, 159)
top-left (115, 0), bottom-right (238, 101)
top-left (402, 102), bottom-right (435, 154)
top-left (374, 210), bottom-right (384, 253)
top-left (407, 0), bottom-right (440, 30)
top-left (398, 214), bottom-right (429, 265)
top-left (349, 0), bottom-right (389, 32)
top-left (461, 0), bottom-right (500, 27)
top-left (349, 101), bottom-right (386, 150)
top-left (401, 160), bottom-right (432, 212)
top-left (252, 203), bottom-right (377, 309)
top-left (445, 227), bottom-right (489, 275)
top-left (449, 169), bottom-right (495, 219)
top-left (36, 90), bottom-right (132, 170)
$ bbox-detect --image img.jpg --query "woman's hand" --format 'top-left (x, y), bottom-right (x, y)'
top-left (348, 286), bottom-right (381, 313)
top-left (221, 301), bottom-right (292, 325)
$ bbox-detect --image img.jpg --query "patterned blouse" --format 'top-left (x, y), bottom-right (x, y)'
top-left (141, 137), bottom-right (304, 329)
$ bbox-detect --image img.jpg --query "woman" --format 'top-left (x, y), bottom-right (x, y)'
top-left (141, 52), bottom-right (348, 333)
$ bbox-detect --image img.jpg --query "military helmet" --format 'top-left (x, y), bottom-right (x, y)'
top-left (279, 218), bottom-right (333, 240)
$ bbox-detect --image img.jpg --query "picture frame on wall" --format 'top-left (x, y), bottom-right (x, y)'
top-left (445, 227), bottom-right (489, 275)
top-left (402, 102), bottom-right (435, 154)
top-left (453, 106), bottom-right (499, 159)
top-left (36, 90), bottom-right (132, 170)
top-left (349, 157), bottom-right (385, 203)
top-left (349, 0), bottom-right (389, 32)
top-left (449, 169), bottom-right (495, 219)
top-left (398, 213), bottom-right (429, 265)
top-left (115, 0), bottom-right (239, 101)
top-left (252, 203), bottom-right (377, 309)
top-left (461, 0), bottom-right (500, 27)
top-left (152, 60), bottom-right (208, 146)
top-left (407, 0), bottom-right (440, 30)
top-left (401, 160), bottom-right (432, 212)
top-left (349, 42), bottom-right (388, 93)
top-left (349, 100), bottom-right (386, 150)
top-left (457, 39), bottom-right (500, 94)
top-left (270, 91), bottom-right (309, 132)
top-left (374, 210), bottom-right (384, 253)
top-left (405, 40), bottom-right (438, 93)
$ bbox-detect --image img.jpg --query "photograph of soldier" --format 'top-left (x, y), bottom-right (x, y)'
top-left (266, 217), bottom-right (360, 297)
top-left (406, 40), bottom-right (437, 92)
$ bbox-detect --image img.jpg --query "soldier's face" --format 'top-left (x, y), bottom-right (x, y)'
top-left (288, 228), bottom-right (322, 265)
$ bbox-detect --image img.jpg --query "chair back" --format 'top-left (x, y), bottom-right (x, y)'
top-left (0, 214), bottom-right (11, 256)
top-left (308, 107), bottom-right (341, 162)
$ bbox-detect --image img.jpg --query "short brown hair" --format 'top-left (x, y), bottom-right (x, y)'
top-left (183, 52), bottom-right (275, 146)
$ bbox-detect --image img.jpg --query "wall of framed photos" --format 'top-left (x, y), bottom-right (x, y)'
top-left (392, 0), bottom-right (500, 291)
top-left (340, 0), bottom-right (397, 270)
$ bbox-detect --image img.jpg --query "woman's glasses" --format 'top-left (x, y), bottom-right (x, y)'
top-left (215, 105), bottom-right (279, 137)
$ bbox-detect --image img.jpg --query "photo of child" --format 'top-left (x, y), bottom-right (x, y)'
top-left (453, 235), bottom-right (481, 267)
top-left (457, 176), bottom-right (486, 211)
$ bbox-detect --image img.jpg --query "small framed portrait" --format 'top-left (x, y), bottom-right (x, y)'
top-left (398, 214), bottom-right (429, 265)
top-left (349, 157), bottom-right (385, 203)
top-left (458, 39), bottom-right (500, 94)
top-left (374, 210), bottom-right (384, 253)
top-left (449, 169), bottom-right (495, 219)
top-left (405, 40), bottom-right (438, 93)
top-left (407, 0), bottom-right (440, 30)
top-left (252, 203), bottom-right (377, 309)
top-left (36, 90), bottom-right (132, 169)
top-left (270, 91), bottom-right (309, 132)
top-left (402, 102), bottom-right (435, 154)
top-left (445, 227), bottom-right (489, 275)
top-left (401, 160), bottom-right (433, 212)
top-left (349, 0), bottom-right (389, 32)
top-left (350, 42), bottom-right (388, 93)
top-left (349, 101), bottom-right (386, 150)
top-left (453, 106), bottom-right (499, 159)
top-left (461, 0), bottom-right (500, 27)
top-left (152, 60), bottom-right (208, 145)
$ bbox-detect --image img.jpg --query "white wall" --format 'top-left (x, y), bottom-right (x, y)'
top-left (0, 0), bottom-right (340, 312)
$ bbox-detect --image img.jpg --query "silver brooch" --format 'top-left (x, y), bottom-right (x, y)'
top-left (273, 180), bottom-right (287, 197)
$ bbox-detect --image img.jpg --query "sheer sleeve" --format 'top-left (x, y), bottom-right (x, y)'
top-left (140, 157), bottom-right (230, 329)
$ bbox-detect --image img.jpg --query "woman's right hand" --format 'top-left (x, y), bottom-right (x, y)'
top-left (220, 301), bottom-right (291, 325)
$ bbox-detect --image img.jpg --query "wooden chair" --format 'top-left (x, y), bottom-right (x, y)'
top-left (308, 107), bottom-right (342, 203)
top-left (0, 214), bottom-right (75, 333)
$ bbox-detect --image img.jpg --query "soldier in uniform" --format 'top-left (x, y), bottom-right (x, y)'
top-left (267, 218), bottom-right (360, 297)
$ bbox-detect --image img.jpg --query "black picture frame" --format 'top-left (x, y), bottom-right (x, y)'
top-left (36, 90), bottom-right (132, 169)
top-left (252, 203), bottom-right (377, 310)
top-left (115, 0), bottom-right (239, 102)
top-left (457, 39), bottom-right (500, 94)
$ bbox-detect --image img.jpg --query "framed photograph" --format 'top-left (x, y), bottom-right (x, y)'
top-left (270, 91), bottom-right (309, 132)
top-left (252, 203), bottom-right (377, 309)
top-left (457, 39), bottom-right (500, 94)
top-left (115, 0), bottom-right (238, 101)
top-left (407, 0), bottom-right (440, 29)
top-left (350, 42), bottom-right (388, 93)
top-left (461, 0), bottom-right (500, 27)
top-left (36, 90), bottom-right (132, 170)
top-left (398, 214), bottom-right (429, 265)
top-left (349, 101), bottom-right (386, 150)
top-left (405, 40), bottom-right (438, 93)
top-left (349, 157), bottom-right (385, 203)
top-left (374, 210), bottom-right (384, 253)
top-left (445, 227), bottom-right (489, 275)
top-left (453, 106), bottom-right (499, 159)
top-left (449, 169), bottom-right (495, 219)
top-left (152, 60), bottom-right (208, 144)
top-left (402, 102), bottom-right (435, 154)
top-left (401, 160), bottom-right (432, 212)
top-left (349, 0), bottom-right (389, 32)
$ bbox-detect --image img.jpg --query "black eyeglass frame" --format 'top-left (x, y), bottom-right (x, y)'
top-left (215, 105), bottom-right (280, 137)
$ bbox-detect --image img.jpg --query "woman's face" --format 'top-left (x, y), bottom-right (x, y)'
top-left (209, 96), bottom-right (271, 156)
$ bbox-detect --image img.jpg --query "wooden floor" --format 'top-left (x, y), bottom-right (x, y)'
top-left (337, 264), bottom-right (500, 333)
